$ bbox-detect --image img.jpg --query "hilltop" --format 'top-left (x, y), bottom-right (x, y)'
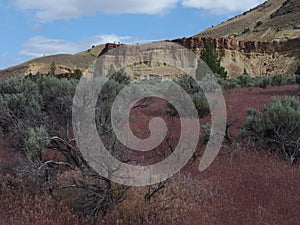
top-left (195, 0), bottom-right (300, 41)
top-left (0, 44), bottom-right (105, 78)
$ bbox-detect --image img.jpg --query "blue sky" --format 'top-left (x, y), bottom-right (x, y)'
top-left (0, 0), bottom-right (265, 69)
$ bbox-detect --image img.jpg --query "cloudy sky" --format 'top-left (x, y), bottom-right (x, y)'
top-left (0, 0), bottom-right (265, 69)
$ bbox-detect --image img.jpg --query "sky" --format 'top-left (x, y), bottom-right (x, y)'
top-left (0, 0), bottom-right (265, 69)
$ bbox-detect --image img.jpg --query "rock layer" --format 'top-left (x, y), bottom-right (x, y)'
top-left (99, 37), bottom-right (300, 77)
top-left (168, 37), bottom-right (300, 77)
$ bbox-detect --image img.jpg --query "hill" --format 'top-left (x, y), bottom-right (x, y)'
top-left (0, 0), bottom-right (299, 78)
top-left (195, 0), bottom-right (300, 41)
top-left (0, 44), bottom-right (105, 78)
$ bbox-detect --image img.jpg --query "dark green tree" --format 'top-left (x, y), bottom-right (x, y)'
top-left (71, 68), bottom-right (83, 79)
top-left (49, 61), bottom-right (56, 76)
top-left (201, 39), bottom-right (228, 79)
top-left (295, 66), bottom-right (300, 75)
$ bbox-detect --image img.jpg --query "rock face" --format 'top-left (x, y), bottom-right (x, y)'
top-left (98, 43), bottom-right (124, 57)
top-left (168, 37), bottom-right (300, 54)
top-left (169, 37), bottom-right (300, 77)
top-left (96, 42), bottom-right (202, 80)
top-left (99, 37), bottom-right (300, 77)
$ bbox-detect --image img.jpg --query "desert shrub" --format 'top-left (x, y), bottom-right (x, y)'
top-left (0, 73), bottom-right (133, 217)
top-left (236, 72), bottom-right (253, 87)
top-left (255, 76), bottom-right (271, 88)
top-left (0, 79), bottom-right (44, 148)
top-left (242, 27), bottom-right (250, 34)
top-left (24, 126), bottom-right (50, 161)
top-left (166, 91), bottom-right (209, 118)
top-left (241, 96), bottom-right (300, 163)
top-left (200, 123), bottom-right (211, 144)
top-left (174, 74), bottom-right (201, 94)
top-left (0, 75), bottom-right (84, 169)
top-left (285, 74), bottom-right (296, 85)
top-left (255, 21), bottom-right (263, 28)
top-left (296, 74), bottom-right (300, 86)
top-left (191, 92), bottom-right (210, 118)
top-left (110, 70), bottom-right (130, 85)
top-left (218, 78), bottom-right (240, 90)
top-left (296, 66), bottom-right (300, 75)
top-left (95, 74), bottom-right (129, 133)
top-left (218, 74), bottom-right (298, 90)
top-left (271, 74), bottom-right (285, 86)
top-left (167, 76), bottom-right (209, 118)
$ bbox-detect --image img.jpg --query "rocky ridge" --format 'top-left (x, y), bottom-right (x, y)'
top-left (99, 37), bottom-right (300, 77)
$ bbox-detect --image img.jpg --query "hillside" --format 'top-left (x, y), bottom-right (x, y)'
top-left (195, 0), bottom-right (300, 41)
top-left (0, 44), bottom-right (105, 78)
top-left (1, 0), bottom-right (299, 78)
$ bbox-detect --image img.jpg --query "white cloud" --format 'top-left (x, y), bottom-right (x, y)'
top-left (19, 35), bottom-right (133, 57)
top-left (14, 0), bottom-right (179, 21)
top-left (182, 0), bottom-right (265, 13)
top-left (12, 0), bottom-right (265, 21)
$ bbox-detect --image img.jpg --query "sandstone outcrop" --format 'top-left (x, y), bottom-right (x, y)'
top-left (167, 37), bottom-right (300, 77)
top-left (99, 37), bottom-right (300, 77)
top-left (96, 42), bottom-right (203, 80)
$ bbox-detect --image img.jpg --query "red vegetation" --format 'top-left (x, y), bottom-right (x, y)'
top-left (0, 85), bottom-right (299, 224)
top-left (225, 84), bottom-right (299, 136)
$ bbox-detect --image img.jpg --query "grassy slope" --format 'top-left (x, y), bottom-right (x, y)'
top-left (0, 44), bottom-right (105, 78)
top-left (195, 0), bottom-right (300, 41)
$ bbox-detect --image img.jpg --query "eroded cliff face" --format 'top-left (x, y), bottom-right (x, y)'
top-left (98, 37), bottom-right (299, 77)
top-left (96, 42), bottom-right (202, 80)
top-left (168, 37), bottom-right (300, 77)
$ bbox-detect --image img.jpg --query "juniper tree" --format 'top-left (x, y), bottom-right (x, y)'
top-left (200, 39), bottom-right (228, 79)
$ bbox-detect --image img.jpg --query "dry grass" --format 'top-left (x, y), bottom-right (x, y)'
top-left (0, 44), bottom-right (105, 78)
top-left (195, 0), bottom-right (300, 41)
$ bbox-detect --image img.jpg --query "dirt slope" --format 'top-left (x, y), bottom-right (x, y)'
top-left (195, 0), bottom-right (300, 41)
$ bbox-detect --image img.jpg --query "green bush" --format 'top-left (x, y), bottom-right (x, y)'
top-left (174, 74), bottom-right (201, 95)
top-left (168, 76), bottom-right (209, 118)
top-left (218, 74), bottom-right (298, 91)
top-left (296, 75), bottom-right (300, 87)
top-left (255, 21), bottom-right (263, 28)
top-left (271, 74), bottom-right (285, 86)
top-left (218, 78), bottom-right (240, 90)
top-left (191, 92), bottom-right (210, 118)
top-left (242, 28), bottom-right (250, 34)
top-left (241, 97), bottom-right (300, 163)
top-left (295, 66), bottom-right (300, 75)
top-left (25, 126), bottom-right (49, 161)
top-left (236, 72), bottom-right (253, 87)
top-left (166, 90), bottom-right (209, 119)
top-left (255, 76), bottom-right (271, 88)
top-left (285, 75), bottom-right (296, 85)
top-left (71, 69), bottom-right (83, 80)
top-left (0, 75), bottom-right (77, 162)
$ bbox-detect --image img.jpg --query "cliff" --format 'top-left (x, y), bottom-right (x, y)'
top-left (168, 37), bottom-right (300, 76)
top-left (98, 37), bottom-right (300, 77)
